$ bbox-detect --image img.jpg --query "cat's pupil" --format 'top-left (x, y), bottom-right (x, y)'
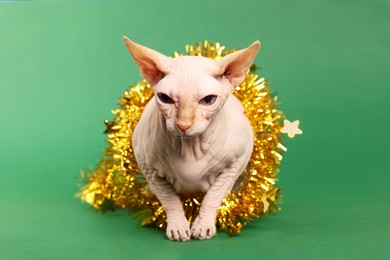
top-left (157, 93), bottom-right (175, 104)
top-left (200, 95), bottom-right (217, 106)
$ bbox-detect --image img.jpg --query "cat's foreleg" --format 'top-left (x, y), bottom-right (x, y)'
top-left (145, 170), bottom-right (191, 242)
top-left (191, 159), bottom-right (245, 240)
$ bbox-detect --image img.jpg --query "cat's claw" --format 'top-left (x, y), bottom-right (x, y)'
top-left (191, 217), bottom-right (216, 240)
top-left (166, 221), bottom-right (191, 242)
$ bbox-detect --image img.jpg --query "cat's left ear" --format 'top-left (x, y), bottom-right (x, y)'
top-left (123, 36), bottom-right (171, 86)
top-left (215, 41), bottom-right (260, 88)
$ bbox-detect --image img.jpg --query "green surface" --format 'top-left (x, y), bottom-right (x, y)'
top-left (1, 0), bottom-right (389, 259)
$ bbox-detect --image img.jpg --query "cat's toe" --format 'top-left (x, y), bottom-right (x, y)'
top-left (191, 220), bottom-right (216, 240)
top-left (166, 223), bottom-right (191, 242)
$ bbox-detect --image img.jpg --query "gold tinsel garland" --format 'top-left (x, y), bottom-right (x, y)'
top-left (79, 41), bottom-right (286, 236)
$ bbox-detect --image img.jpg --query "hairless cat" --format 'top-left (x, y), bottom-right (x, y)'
top-left (124, 37), bottom-right (260, 241)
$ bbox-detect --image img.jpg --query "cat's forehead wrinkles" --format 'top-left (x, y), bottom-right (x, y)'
top-left (168, 56), bottom-right (219, 92)
top-left (170, 56), bottom-right (217, 73)
top-left (155, 56), bottom-right (221, 101)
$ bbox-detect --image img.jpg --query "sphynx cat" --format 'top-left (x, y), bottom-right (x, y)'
top-left (123, 37), bottom-right (260, 241)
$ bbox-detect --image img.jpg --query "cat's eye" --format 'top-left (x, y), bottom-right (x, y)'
top-left (157, 93), bottom-right (175, 104)
top-left (199, 95), bottom-right (217, 106)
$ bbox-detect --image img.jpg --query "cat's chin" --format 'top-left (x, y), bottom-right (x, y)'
top-left (177, 133), bottom-right (201, 139)
top-left (168, 130), bottom-right (202, 139)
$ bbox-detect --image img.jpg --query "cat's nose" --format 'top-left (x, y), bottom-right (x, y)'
top-left (177, 123), bottom-right (191, 133)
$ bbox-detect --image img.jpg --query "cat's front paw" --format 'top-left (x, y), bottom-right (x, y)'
top-left (191, 216), bottom-right (216, 240)
top-left (166, 218), bottom-right (191, 242)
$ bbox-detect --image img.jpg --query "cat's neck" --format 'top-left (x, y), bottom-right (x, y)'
top-left (178, 135), bottom-right (207, 161)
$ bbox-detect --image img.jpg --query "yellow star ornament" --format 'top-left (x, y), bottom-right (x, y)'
top-left (281, 119), bottom-right (303, 138)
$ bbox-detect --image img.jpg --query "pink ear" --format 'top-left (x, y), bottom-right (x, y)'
top-left (216, 41), bottom-right (260, 87)
top-left (123, 36), bottom-right (171, 85)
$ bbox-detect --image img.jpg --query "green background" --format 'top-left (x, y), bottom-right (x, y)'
top-left (1, 0), bottom-right (389, 259)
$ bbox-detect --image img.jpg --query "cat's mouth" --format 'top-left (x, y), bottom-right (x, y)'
top-left (169, 128), bottom-right (200, 139)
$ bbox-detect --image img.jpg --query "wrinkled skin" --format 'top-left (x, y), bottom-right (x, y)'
top-left (124, 37), bottom-right (260, 241)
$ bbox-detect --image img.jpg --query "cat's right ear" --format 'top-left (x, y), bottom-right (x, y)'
top-left (123, 36), bottom-right (171, 85)
top-left (215, 41), bottom-right (260, 88)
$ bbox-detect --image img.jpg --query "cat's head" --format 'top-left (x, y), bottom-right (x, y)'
top-left (124, 37), bottom-right (260, 138)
